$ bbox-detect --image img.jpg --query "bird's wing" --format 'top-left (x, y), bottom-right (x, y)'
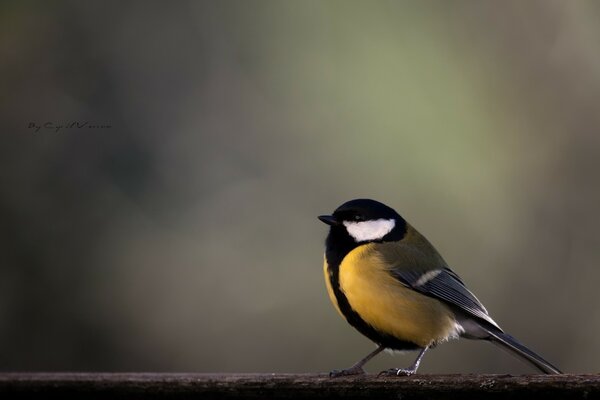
top-left (390, 265), bottom-right (501, 330)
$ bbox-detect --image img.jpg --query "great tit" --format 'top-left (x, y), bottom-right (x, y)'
top-left (319, 198), bottom-right (561, 376)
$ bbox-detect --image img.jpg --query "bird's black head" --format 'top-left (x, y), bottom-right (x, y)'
top-left (323, 199), bottom-right (400, 224)
top-left (319, 199), bottom-right (407, 265)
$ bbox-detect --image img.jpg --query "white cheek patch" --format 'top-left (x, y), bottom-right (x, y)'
top-left (343, 219), bottom-right (396, 242)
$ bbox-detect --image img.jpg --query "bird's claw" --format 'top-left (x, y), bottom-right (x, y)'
top-left (377, 368), bottom-right (416, 377)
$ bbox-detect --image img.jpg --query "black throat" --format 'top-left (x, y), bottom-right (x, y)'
top-left (324, 219), bottom-right (418, 350)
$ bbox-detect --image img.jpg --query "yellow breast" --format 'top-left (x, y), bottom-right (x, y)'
top-left (336, 243), bottom-right (458, 347)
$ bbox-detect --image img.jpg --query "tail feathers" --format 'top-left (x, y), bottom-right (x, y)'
top-left (487, 330), bottom-right (562, 374)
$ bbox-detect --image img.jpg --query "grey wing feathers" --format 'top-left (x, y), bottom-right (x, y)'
top-left (391, 267), bottom-right (501, 330)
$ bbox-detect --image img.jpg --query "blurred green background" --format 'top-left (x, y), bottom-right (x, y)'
top-left (1, 0), bottom-right (599, 374)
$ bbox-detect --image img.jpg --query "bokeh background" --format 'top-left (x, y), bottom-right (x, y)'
top-left (1, 0), bottom-right (599, 374)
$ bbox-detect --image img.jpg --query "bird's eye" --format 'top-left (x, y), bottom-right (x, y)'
top-left (353, 215), bottom-right (362, 221)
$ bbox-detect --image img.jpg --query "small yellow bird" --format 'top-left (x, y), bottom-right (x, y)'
top-left (319, 199), bottom-right (561, 376)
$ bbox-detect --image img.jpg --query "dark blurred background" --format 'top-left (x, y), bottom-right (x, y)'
top-left (1, 0), bottom-right (599, 374)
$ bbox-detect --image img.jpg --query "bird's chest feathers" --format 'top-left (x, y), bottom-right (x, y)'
top-left (337, 243), bottom-right (457, 346)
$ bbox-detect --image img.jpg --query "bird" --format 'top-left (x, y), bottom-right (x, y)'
top-left (318, 198), bottom-right (561, 376)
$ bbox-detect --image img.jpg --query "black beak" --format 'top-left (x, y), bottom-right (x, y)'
top-left (318, 215), bottom-right (339, 226)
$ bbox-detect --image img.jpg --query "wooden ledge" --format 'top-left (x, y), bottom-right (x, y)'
top-left (0, 373), bottom-right (598, 399)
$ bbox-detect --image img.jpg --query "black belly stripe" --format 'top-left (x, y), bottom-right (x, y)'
top-left (325, 223), bottom-right (419, 351)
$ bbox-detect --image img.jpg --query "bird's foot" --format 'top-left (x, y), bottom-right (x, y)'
top-left (377, 367), bottom-right (416, 377)
top-left (329, 366), bottom-right (366, 378)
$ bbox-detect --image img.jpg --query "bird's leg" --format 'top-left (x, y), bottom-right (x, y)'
top-left (329, 345), bottom-right (385, 377)
top-left (378, 346), bottom-right (429, 377)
